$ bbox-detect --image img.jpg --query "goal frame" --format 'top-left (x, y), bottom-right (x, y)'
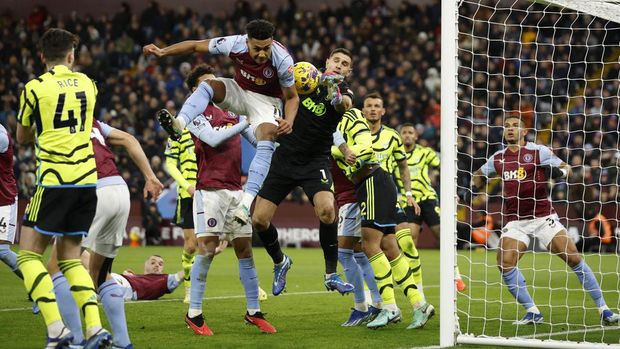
top-left (440, 1), bottom-right (620, 347)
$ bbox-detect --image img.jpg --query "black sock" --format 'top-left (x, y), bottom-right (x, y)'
top-left (319, 221), bottom-right (338, 274)
top-left (258, 223), bottom-right (284, 264)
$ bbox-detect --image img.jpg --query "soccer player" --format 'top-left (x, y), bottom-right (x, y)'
top-left (252, 48), bottom-right (354, 296)
top-left (473, 115), bottom-right (620, 325)
top-left (143, 19), bottom-right (299, 226)
top-left (332, 128), bottom-right (384, 327)
top-left (390, 124), bottom-right (466, 294)
top-left (331, 102), bottom-right (433, 330)
top-left (164, 125), bottom-right (198, 303)
top-left (15, 28), bottom-right (111, 347)
top-left (179, 65), bottom-right (276, 335)
top-left (45, 118), bottom-right (163, 348)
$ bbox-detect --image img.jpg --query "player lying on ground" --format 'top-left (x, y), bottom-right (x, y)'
top-left (473, 115), bottom-right (620, 325)
top-left (144, 19), bottom-right (299, 228)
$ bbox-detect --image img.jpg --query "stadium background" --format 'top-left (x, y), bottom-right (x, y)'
top-left (0, 0), bottom-right (617, 250)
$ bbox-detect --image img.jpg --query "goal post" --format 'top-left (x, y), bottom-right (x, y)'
top-left (441, 0), bottom-right (620, 347)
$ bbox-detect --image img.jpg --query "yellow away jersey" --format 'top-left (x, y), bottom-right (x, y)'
top-left (164, 129), bottom-right (197, 199)
top-left (391, 144), bottom-right (439, 204)
top-left (371, 125), bottom-right (406, 172)
top-left (331, 108), bottom-right (377, 178)
top-left (18, 65), bottom-right (98, 187)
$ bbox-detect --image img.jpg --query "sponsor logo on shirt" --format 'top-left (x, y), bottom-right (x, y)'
top-left (301, 97), bottom-right (326, 116)
top-left (503, 167), bottom-right (526, 180)
top-left (240, 69), bottom-right (267, 85)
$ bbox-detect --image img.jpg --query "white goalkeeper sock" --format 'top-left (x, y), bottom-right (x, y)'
top-left (526, 306), bottom-right (541, 314)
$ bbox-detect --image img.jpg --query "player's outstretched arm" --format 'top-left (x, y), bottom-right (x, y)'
top-left (16, 124), bottom-right (35, 145)
top-left (143, 39), bottom-right (211, 58)
top-left (277, 85), bottom-right (299, 136)
top-left (164, 151), bottom-right (191, 196)
top-left (189, 115), bottom-right (250, 147)
top-left (107, 128), bottom-right (164, 199)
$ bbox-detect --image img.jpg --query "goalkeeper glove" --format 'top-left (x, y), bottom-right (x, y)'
top-left (540, 164), bottom-right (567, 180)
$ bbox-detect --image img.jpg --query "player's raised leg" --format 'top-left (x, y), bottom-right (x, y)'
top-left (395, 223), bottom-right (425, 299)
top-left (547, 229), bottom-right (620, 325)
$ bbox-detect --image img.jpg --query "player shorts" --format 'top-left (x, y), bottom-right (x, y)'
top-left (23, 186), bottom-right (97, 236)
top-left (337, 202), bottom-right (362, 238)
top-left (259, 152), bottom-right (333, 206)
top-left (355, 168), bottom-right (397, 235)
top-left (215, 78), bottom-right (282, 132)
top-left (174, 197), bottom-right (194, 229)
top-left (0, 197), bottom-right (18, 243)
top-left (193, 188), bottom-right (252, 240)
top-left (410, 199), bottom-right (441, 226)
top-left (82, 184), bottom-right (131, 258)
top-left (501, 213), bottom-right (566, 249)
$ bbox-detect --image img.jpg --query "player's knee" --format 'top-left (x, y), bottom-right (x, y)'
top-left (497, 252), bottom-right (517, 272)
top-left (252, 215), bottom-right (270, 233)
top-left (184, 242), bottom-right (196, 255)
top-left (317, 207), bottom-right (335, 224)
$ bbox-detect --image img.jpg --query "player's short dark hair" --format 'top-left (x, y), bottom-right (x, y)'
top-left (400, 122), bottom-right (415, 129)
top-left (364, 92), bottom-right (383, 102)
top-left (504, 115), bottom-right (525, 126)
top-left (185, 64), bottom-right (215, 90)
top-left (40, 28), bottom-right (79, 62)
top-left (245, 19), bottom-right (275, 40)
top-left (329, 48), bottom-right (353, 61)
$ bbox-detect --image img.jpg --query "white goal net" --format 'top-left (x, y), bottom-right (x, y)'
top-left (441, 0), bottom-right (620, 347)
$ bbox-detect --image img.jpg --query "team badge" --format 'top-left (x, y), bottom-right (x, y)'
top-left (263, 67), bottom-right (274, 78)
top-left (207, 218), bottom-right (217, 227)
top-left (523, 153), bottom-right (533, 163)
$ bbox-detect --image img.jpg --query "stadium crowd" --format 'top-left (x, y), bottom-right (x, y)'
top-left (1, 0), bottom-right (618, 239)
top-left (0, 0), bottom-right (441, 204)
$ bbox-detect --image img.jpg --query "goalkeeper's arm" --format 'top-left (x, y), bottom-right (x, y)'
top-left (539, 162), bottom-right (571, 180)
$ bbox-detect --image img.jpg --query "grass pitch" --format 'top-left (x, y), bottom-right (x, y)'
top-left (0, 246), bottom-right (618, 348)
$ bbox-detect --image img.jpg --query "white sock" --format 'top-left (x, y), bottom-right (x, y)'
top-left (240, 192), bottom-right (254, 208)
top-left (173, 116), bottom-right (187, 132)
top-left (188, 308), bottom-right (202, 318)
top-left (324, 273), bottom-right (336, 280)
top-left (526, 306), bottom-right (541, 314)
top-left (599, 305), bottom-right (610, 314)
top-left (383, 303), bottom-right (398, 312)
top-left (364, 289), bottom-right (372, 306)
top-left (354, 302), bottom-right (368, 312)
top-left (86, 325), bottom-right (103, 339)
top-left (47, 320), bottom-right (65, 338)
top-left (247, 308), bottom-right (260, 316)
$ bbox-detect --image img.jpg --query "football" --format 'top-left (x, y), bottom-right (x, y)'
top-left (293, 61), bottom-right (320, 95)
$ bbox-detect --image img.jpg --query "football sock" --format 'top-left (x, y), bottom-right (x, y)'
top-left (368, 252), bottom-right (396, 306)
top-left (354, 251), bottom-right (382, 304)
top-left (99, 279), bottom-right (131, 348)
top-left (395, 228), bottom-right (424, 296)
top-left (177, 81), bottom-right (213, 127)
top-left (52, 272), bottom-right (84, 344)
top-left (245, 141), bottom-right (275, 200)
top-left (181, 250), bottom-right (195, 289)
top-left (189, 254), bottom-right (212, 314)
top-left (390, 254), bottom-right (424, 307)
top-left (17, 251), bottom-right (62, 326)
top-left (0, 244), bottom-right (20, 277)
top-left (59, 259), bottom-right (102, 334)
top-left (238, 258), bottom-right (260, 312)
top-left (338, 248), bottom-right (365, 305)
top-left (319, 221), bottom-right (338, 274)
top-left (258, 223), bottom-right (284, 264)
top-left (572, 260), bottom-right (605, 308)
top-left (502, 268), bottom-right (536, 311)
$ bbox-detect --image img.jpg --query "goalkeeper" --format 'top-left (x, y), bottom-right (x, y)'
top-left (473, 115), bottom-right (620, 326)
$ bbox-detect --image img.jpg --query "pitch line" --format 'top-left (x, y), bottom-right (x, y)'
top-left (0, 284), bottom-right (441, 313)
